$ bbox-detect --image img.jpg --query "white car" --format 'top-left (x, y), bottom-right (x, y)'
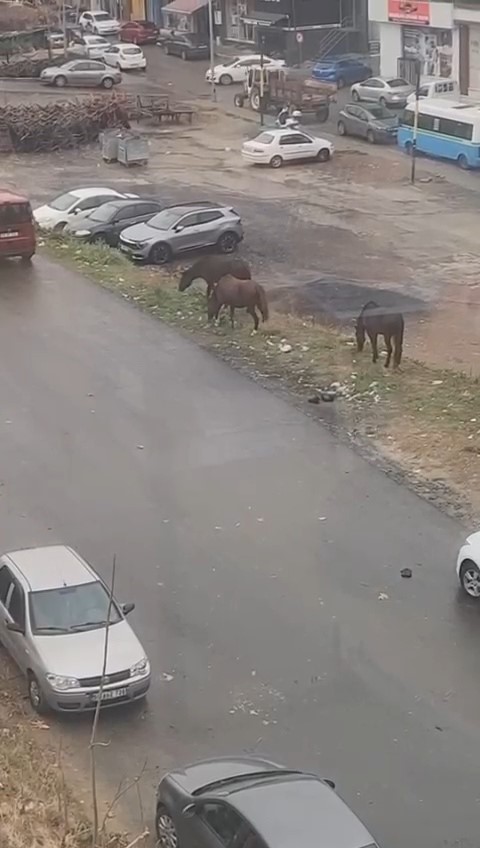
top-left (103, 43), bottom-right (146, 71)
top-left (457, 531), bottom-right (480, 598)
top-left (79, 10), bottom-right (120, 35)
top-left (34, 187), bottom-right (138, 231)
top-left (205, 54), bottom-right (285, 86)
top-left (69, 34), bottom-right (111, 60)
top-left (242, 127), bottom-right (334, 169)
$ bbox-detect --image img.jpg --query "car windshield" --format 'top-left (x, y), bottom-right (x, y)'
top-left (185, 34), bottom-right (206, 45)
top-left (123, 46), bottom-right (142, 54)
top-left (49, 192), bottom-right (77, 211)
top-left (93, 12), bottom-right (111, 20)
top-left (387, 78), bottom-right (408, 87)
top-left (368, 105), bottom-right (393, 119)
top-left (255, 133), bottom-right (274, 144)
top-left (148, 208), bottom-right (183, 230)
top-left (29, 581), bottom-right (122, 634)
top-left (88, 203), bottom-right (118, 223)
top-left (90, 37), bottom-right (108, 44)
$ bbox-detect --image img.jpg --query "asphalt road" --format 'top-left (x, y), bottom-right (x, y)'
top-left (1, 255), bottom-right (480, 847)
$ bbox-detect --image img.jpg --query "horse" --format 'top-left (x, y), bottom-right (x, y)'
top-left (207, 275), bottom-right (269, 331)
top-left (355, 301), bottom-right (404, 368)
top-left (178, 256), bottom-right (252, 297)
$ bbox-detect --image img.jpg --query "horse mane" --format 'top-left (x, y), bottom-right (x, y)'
top-left (361, 300), bottom-right (380, 313)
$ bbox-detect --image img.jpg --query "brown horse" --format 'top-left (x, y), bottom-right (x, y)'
top-left (207, 275), bottom-right (269, 331)
top-left (179, 256), bottom-right (252, 297)
top-left (355, 301), bottom-right (404, 368)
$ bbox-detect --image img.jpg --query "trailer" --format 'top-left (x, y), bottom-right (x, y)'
top-left (233, 66), bottom-right (336, 123)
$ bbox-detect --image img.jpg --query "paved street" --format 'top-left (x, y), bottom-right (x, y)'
top-left (1, 255), bottom-right (480, 847)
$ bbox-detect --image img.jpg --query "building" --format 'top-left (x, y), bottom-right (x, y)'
top-left (369, 0), bottom-right (454, 81)
top-left (454, 1), bottom-right (480, 94)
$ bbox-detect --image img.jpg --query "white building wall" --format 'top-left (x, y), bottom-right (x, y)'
top-left (370, 0), bottom-right (455, 77)
top-left (378, 22), bottom-right (402, 76)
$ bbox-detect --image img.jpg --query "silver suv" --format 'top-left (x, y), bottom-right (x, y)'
top-left (0, 545), bottom-right (150, 714)
top-left (118, 203), bottom-right (244, 265)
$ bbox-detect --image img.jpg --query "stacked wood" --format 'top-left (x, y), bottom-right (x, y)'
top-left (0, 54), bottom-right (64, 77)
top-left (0, 94), bottom-right (131, 152)
top-left (0, 3), bottom-right (46, 34)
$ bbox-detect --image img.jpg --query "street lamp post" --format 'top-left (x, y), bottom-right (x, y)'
top-left (410, 58), bottom-right (421, 185)
top-left (259, 33), bottom-right (265, 126)
top-left (208, 0), bottom-right (217, 102)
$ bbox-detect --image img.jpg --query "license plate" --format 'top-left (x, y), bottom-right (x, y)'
top-left (120, 243), bottom-right (131, 252)
top-left (97, 687), bottom-right (127, 702)
top-left (0, 232), bottom-right (18, 238)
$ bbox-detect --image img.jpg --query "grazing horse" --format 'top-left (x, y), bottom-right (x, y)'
top-left (179, 256), bottom-right (252, 297)
top-left (207, 275), bottom-right (269, 331)
top-left (355, 301), bottom-right (404, 368)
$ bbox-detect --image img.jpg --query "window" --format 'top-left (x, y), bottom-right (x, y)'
top-left (49, 192), bottom-right (77, 211)
top-left (438, 117), bottom-right (473, 140)
top-left (255, 132), bottom-right (274, 144)
top-left (8, 582), bottom-right (26, 629)
top-left (279, 134), bottom-right (304, 145)
top-left (0, 202), bottom-right (31, 226)
top-left (364, 78), bottom-right (382, 88)
top-left (0, 565), bottom-right (12, 605)
top-left (107, 46), bottom-right (119, 53)
top-left (137, 203), bottom-right (161, 216)
top-left (198, 210), bottom-right (223, 224)
top-left (114, 207), bottom-right (137, 222)
top-left (295, 133), bottom-right (313, 144)
top-left (77, 195), bottom-right (113, 212)
top-left (401, 109), bottom-right (414, 127)
top-left (200, 803), bottom-right (244, 845)
top-left (177, 213), bottom-right (199, 229)
top-left (241, 831), bottom-right (264, 848)
top-left (418, 113), bottom-right (435, 131)
top-left (387, 78), bottom-right (408, 88)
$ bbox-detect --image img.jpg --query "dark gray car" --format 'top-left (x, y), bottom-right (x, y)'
top-left (337, 103), bottom-right (398, 144)
top-left (163, 32), bottom-right (209, 60)
top-left (65, 198), bottom-right (163, 246)
top-left (155, 756), bottom-right (380, 848)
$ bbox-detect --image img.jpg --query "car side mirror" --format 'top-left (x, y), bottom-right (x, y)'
top-left (122, 602), bottom-right (135, 616)
top-left (6, 620), bottom-right (24, 634)
top-left (174, 225), bottom-right (184, 232)
top-left (324, 779), bottom-right (336, 789)
top-left (181, 803), bottom-right (196, 818)
top-left (72, 207), bottom-right (80, 214)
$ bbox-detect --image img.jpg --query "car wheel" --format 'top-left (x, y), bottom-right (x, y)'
top-left (164, 44), bottom-right (170, 55)
top-left (54, 75), bottom-right (67, 87)
top-left (316, 147), bottom-right (330, 162)
top-left (337, 76), bottom-right (345, 89)
top-left (352, 89), bottom-right (360, 101)
top-left (219, 73), bottom-right (233, 85)
top-left (366, 129), bottom-right (375, 144)
top-left (337, 120), bottom-right (347, 136)
top-left (53, 221), bottom-right (66, 232)
top-left (149, 242), bottom-right (172, 265)
top-left (269, 154), bottom-right (283, 169)
top-left (181, 49), bottom-right (187, 60)
top-left (20, 254), bottom-right (34, 263)
top-left (28, 672), bottom-right (49, 715)
top-left (155, 804), bottom-right (179, 848)
top-left (460, 560), bottom-right (480, 598)
top-left (217, 231), bottom-right (239, 254)
top-left (116, 62), bottom-right (122, 70)
top-left (379, 96), bottom-right (387, 107)
top-left (458, 153), bottom-right (469, 170)
top-left (102, 77), bottom-right (114, 89)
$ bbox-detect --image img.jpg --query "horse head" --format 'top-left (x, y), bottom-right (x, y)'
top-left (178, 266), bottom-right (194, 291)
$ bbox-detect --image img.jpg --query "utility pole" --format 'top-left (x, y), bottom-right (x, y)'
top-left (259, 33), bottom-right (265, 126)
top-left (410, 58), bottom-right (421, 185)
top-left (208, 0), bottom-right (217, 103)
top-left (62, 0), bottom-right (67, 60)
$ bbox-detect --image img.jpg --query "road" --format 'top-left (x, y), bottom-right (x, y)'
top-left (1, 254), bottom-right (480, 847)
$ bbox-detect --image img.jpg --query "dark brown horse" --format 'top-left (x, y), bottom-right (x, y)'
top-left (207, 275), bottom-right (269, 331)
top-left (355, 301), bottom-right (404, 368)
top-left (179, 256), bottom-right (252, 297)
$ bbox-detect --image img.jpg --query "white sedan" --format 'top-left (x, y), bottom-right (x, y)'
top-left (242, 128), bottom-right (333, 169)
top-left (457, 531), bottom-right (480, 598)
top-left (103, 43), bottom-right (146, 71)
top-left (69, 34), bottom-right (111, 60)
top-left (79, 10), bottom-right (120, 35)
top-left (34, 187), bottom-right (138, 231)
top-left (205, 54), bottom-right (285, 85)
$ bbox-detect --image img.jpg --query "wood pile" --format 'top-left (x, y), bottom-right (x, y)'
top-left (0, 54), bottom-right (63, 77)
top-left (0, 94), bottom-right (131, 152)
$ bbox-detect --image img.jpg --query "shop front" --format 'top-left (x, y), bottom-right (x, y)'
top-left (222, 0), bottom-right (287, 43)
top-left (454, 6), bottom-right (480, 95)
top-left (161, 0), bottom-right (209, 33)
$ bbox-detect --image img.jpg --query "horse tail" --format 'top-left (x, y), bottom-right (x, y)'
top-left (239, 260), bottom-right (252, 280)
top-left (394, 314), bottom-right (404, 366)
top-left (256, 284), bottom-right (269, 322)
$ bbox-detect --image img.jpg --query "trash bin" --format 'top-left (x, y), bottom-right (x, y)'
top-left (117, 134), bottom-right (149, 167)
top-left (100, 129), bottom-right (128, 163)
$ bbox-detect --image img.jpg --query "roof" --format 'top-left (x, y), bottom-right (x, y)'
top-left (227, 776), bottom-right (375, 848)
top-left (0, 189), bottom-right (29, 203)
top-left (4, 545), bottom-right (96, 592)
top-left (241, 10), bottom-right (286, 25)
top-left (405, 98), bottom-right (480, 117)
top-left (69, 187), bottom-right (120, 199)
top-left (162, 0), bottom-right (207, 14)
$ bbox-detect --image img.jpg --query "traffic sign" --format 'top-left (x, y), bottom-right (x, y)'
top-left (296, 31), bottom-right (303, 43)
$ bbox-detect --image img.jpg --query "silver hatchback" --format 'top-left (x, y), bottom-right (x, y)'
top-left (0, 545), bottom-right (150, 714)
top-left (119, 203), bottom-right (244, 265)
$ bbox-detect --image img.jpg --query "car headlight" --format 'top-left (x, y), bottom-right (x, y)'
top-left (46, 674), bottom-right (80, 690)
top-left (130, 657), bottom-right (150, 677)
top-left (74, 229), bottom-right (91, 237)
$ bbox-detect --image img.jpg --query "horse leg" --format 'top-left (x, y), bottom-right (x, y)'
top-left (248, 306), bottom-right (259, 331)
top-left (393, 334), bottom-right (402, 368)
top-left (384, 334), bottom-right (393, 368)
top-left (368, 332), bottom-right (378, 363)
top-left (230, 305), bottom-right (235, 329)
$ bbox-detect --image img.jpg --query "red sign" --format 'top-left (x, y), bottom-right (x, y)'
top-left (388, 0), bottom-right (430, 25)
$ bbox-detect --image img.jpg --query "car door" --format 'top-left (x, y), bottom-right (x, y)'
top-left (104, 45), bottom-right (120, 67)
top-left (279, 132), bottom-right (313, 161)
top-left (359, 77), bottom-right (380, 101)
top-left (109, 205), bottom-right (140, 244)
top-left (234, 56), bottom-right (260, 82)
top-left (0, 564), bottom-right (13, 649)
top-left (74, 194), bottom-right (116, 219)
top-left (355, 106), bottom-right (370, 138)
top-left (4, 578), bottom-right (28, 670)
top-left (190, 800), bottom-right (245, 848)
top-left (278, 132), bottom-right (300, 161)
top-left (172, 211), bottom-right (205, 251)
top-left (345, 105), bottom-right (365, 137)
top-left (68, 60), bottom-right (90, 85)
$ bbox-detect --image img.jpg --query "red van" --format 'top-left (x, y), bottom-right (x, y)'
top-left (0, 189), bottom-right (36, 261)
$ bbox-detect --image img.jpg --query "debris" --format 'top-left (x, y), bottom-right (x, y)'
top-left (308, 395), bottom-right (320, 404)
top-left (400, 567), bottom-right (412, 578)
top-left (317, 516), bottom-right (327, 521)
top-left (378, 592), bottom-right (389, 600)
top-left (431, 380), bottom-right (443, 386)
top-left (279, 342), bottom-right (293, 353)
top-left (136, 444), bottom-right (145, 450)
top-left (434, 725), bottom-right (444, 732)
top-left (320, 390), bottom-right (336, 402)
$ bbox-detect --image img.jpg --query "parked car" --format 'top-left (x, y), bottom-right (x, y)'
top-left (79, 10), bottom-right (120, 35)
top-left (457, 531), bottom-right (480, 598)
top-left (65, 198), bottom-right (163, 245)
top-left (34, 187), bottom-right (138, 231)
top-left (155, 756), bottom-right (380, 848)
top-left (163, 32), bottom-right (209, 60)
top-left (0, 545), bottom-right (151, 714)
top-left (337, 103), bottom-right (398, 143)
top-left (69, 34), bottom-right (111, 60)
top-left (0, 189), bottom-right (36, 262)
top-left (119, 19), bottom-right (159, 44)
top-left (39, 59), bottom-right (121, 89)
top-left (119, 203), bottom-right (243, 265)
top-left (311, 56), bottom-right (372, 88)
top-left (103, 42), bottom-right (146, 71)
top-left (46, 30), bottom-right (66, 49)
top-left (242, 127), bottom-right (333, 168)
top-left (205, 53), bottom-right (285, 85)
top-left (351, 76), bottom-right (414, 107)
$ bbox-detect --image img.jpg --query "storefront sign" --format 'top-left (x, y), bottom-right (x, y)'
top-left (388, 0), bottom-right (429, 25)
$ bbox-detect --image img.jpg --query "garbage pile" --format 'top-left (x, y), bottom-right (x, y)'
top-left (0, 94), bottom-right (131, 152)
top-left (0, 54), bottom-right (64, 78)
